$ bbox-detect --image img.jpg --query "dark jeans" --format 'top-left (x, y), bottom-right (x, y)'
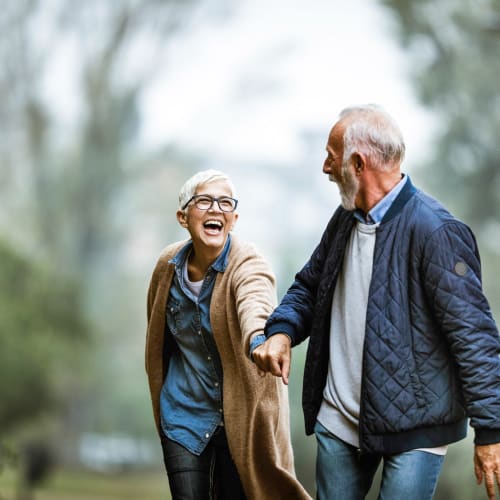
top-left (160, 427), bottom-right (246, 500)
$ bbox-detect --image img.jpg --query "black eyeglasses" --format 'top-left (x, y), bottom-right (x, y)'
top-left (182, 194), bottom-right (238, 212)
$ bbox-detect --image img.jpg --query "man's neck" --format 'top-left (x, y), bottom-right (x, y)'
top-left (356, 170), bottom-right (402, 213)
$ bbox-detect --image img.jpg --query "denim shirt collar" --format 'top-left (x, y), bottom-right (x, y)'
top-left (353, 174), bottom-right (408, 224)
top-left (169, 234), bottom-right (232, 273)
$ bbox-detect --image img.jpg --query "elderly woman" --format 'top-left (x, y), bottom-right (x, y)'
top-left (145, 170), bottom-right (310, 500)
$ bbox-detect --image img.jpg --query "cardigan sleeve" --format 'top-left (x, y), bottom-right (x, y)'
top-left (231, 249), bottom-right (277, 359)
top-left (145, 264), bottom-right (160, 373)
top-left (145, 242), bottom-right (184, 374)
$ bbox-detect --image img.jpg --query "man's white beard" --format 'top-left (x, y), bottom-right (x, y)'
top-left (339, 190), bottom-right (356, 210)
top-left (337, 162), bottom-right (359, 210)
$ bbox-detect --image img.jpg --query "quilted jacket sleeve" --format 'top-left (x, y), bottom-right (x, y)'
top-left (265, 208), bottom-right (344, 346)
top-left (421, 221), bottom-right (500, 444)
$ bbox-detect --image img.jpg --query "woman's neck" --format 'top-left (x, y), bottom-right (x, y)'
top-left (187, 243), bottom-right (224, 281)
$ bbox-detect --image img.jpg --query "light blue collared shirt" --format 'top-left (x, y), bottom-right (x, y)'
top-left (353, 174), bottom-right (408, 224)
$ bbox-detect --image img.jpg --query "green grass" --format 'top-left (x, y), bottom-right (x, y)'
top-left (0, 467), bottom-right (170, 500)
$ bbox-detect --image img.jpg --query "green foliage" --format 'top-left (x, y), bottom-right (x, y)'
top-left (379, 0), bottom-right (500, 322)
top-left (0, 0), bottom-right (213, 451)
top-left (0, 240), bottom-right (87, 434)
top-left (381, 0), bottom-right (500, 229)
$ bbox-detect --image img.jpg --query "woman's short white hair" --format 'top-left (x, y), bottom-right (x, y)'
top-left (339, 104), bottom-right (406, 169)
top-left (178, 169), bottom-right (236, 211)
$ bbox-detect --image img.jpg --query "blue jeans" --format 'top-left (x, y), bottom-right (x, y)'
top-left (315, 421), bottom-right (444, 500)
top-left (160, 427), bottom-right (246, 500)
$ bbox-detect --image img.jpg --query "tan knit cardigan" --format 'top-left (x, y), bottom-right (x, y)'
top-left (145, 236), bottom-right (311, 500)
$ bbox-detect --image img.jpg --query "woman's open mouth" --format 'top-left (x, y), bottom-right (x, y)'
top-left (203, 220), bottom-right (223, 234)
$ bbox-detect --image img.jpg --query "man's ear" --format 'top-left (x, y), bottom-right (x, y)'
top-left (352, 153), bottom-right (365, 175)
top-left (176, 210), bottom-right (188, 228)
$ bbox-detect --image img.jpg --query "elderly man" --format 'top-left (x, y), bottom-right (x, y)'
top-left (252, 105), bottom-right (500, 499)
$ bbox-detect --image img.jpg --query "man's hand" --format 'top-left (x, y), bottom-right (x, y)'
top-left (252, 334), bottom-right (292, 385)
top-left (474, 443), bottom-right (500, 499)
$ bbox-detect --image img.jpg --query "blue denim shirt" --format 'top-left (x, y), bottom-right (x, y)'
top-left (160, 236), bottom-right (231, 455)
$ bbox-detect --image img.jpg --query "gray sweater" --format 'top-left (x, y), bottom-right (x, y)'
top-left (318, 221), bottom-right (377, 447)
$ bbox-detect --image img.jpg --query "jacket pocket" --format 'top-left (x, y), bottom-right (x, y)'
top-left (404, 342), bottom-right (427, 408)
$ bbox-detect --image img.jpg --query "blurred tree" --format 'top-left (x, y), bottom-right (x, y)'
top-left (0, 0), bottom-right (215, 280)
top-left (0, 240), bottom-right (86, 433)
top-left (380, 0), bottom-right (500, 234)
top-left (377, 2), bottom-right (500, 499)
top-left (0, 0), bottom-right (234, 464)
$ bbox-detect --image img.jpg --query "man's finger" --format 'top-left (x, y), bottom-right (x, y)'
top-left (253, 354), bottom-right (265, 371)
top-left (485, 473), bottom-right (495, 499)
top-left (269, 357), bottom-right (284, 378)
top-left (474, 457), bottom-right (482, 484)
top-left (281, 355), bottom-right (290, 385)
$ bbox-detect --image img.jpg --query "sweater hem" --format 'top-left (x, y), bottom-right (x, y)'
top-left (360, 419), bottom-right (468, 455)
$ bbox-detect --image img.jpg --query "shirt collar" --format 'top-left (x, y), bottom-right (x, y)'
top-left (169, 234), bottom-right (232, 273)
top-left (353, 174), bottom-right (408, 224)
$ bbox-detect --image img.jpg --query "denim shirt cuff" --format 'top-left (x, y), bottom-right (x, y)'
top-left (249, 334), bottom-right (267, 361)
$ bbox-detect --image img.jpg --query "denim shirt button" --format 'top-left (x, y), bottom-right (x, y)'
top-left (205, 433), bottom-right (210, 439)
top-left (207, 356), bottom-right (211, 361)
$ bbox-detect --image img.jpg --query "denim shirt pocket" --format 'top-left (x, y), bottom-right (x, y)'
top-left (166, 298), bottom-right (183, 337)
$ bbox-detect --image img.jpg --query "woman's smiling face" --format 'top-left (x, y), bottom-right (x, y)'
top-left (177, 179), bottom-right (238, 255)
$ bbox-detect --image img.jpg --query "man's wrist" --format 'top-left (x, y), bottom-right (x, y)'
top-left (269, 332), bottom-right (292, 344)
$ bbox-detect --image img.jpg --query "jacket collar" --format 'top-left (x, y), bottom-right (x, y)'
top-left (343, 176), bottom-right (417, 226)
top-left (380, 175), bottom-right (417, 224)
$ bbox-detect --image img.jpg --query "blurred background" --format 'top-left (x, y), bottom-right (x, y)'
top-left (0, 0), bottom-right (499, 498)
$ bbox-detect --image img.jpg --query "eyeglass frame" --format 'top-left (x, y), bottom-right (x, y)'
top-left (181, 194), bottom-right (239, 212)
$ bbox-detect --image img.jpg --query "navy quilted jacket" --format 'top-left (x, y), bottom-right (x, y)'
top-left (265, 178), bottom-right (500, 454)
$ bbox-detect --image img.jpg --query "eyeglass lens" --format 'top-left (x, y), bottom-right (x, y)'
top-left (194, 195), bottom-right (237, 212)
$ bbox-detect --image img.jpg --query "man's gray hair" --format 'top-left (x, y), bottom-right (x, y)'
top-left (339, 104), bottom-right (406, 169)
top-left (178, 169), bottom-right (236, 211)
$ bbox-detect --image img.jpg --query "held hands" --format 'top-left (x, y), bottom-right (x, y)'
top-left (474, 443), bottom-right (500, 499)
top-left (252, 334), bottom-right (292, 385)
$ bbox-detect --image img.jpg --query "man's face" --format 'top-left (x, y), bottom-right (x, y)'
top-left (323, 123), bottom-right (344, 183)
top-left (323, 123), bottom-right (359, 210)
top-left (337, 158), bottom-right (359, 210)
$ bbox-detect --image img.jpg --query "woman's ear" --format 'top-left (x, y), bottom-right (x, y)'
top-left (230, 212), bottom-right (239, 231)
top-left (176, 210), bottom-right (188, 228)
